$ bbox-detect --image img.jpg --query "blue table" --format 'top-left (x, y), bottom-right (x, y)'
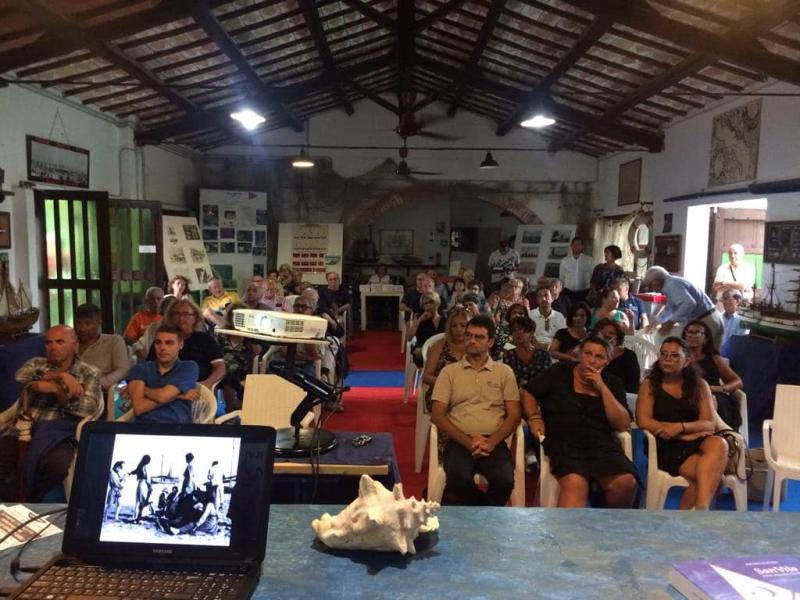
top-left (5, 505), bottom-right (800, 598)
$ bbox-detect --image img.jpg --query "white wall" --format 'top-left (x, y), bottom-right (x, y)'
top-left (142, 145), bottom-right (199, 210)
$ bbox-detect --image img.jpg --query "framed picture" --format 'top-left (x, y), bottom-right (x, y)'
top-left (380, 229), bottom-right (414, 255)
top-left (26, 135), bottom-right (90, 188)
top-left (764, 220), bottom-right (800, 264)
top-left (0, 212), bottom-right (10, 249)
top-left (653, 235), bottom-right (683, 273)
top-left (618, 158), bottom-right (642, 206)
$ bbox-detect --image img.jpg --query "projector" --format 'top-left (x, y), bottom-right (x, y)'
top-left (232, 309), bottom-right (328, 339)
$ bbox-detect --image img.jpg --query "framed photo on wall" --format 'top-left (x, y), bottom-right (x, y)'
top-left (653, 235), bottom-right (683, 273)
top-left (380, 229), bottom-right (414, 255)
top-left (26, 135), bottom-right (90, 188)
top-left (618, 158), bottom-right (642, 206)
top-left (764, 220), bottom-right (800, 264)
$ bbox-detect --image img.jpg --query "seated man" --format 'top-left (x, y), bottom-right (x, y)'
top-left (430, 315), bottom-right (520, 506)
top-left (615, 277), bottom-right (648, 331)
top-left (75, 303), bottom-right (130, 391)
top-left (0, 325), bottom-right (102, 501)
top-left (720, 289), bottom-right (747, 356)
top-left (129, 324), bottom-right (200, 423)
top-left (201, 277), bottom-right (241, 328)
top-left (124, 286), bottom-right (164, 344)
top-left (242, 280), bottom-right (269, 310)
top-left (528, 286), bottom-right (567, 351)
top-left (318, 272), bottom-right (352, 319)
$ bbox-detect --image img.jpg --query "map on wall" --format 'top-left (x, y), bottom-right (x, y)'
top-left (708, 99), bottom-right (761, 187)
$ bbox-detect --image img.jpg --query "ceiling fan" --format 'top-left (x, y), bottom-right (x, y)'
top-left (395, 139), bottom-right (441, 176)
top-left (395, 90), bottom-right (459, 141)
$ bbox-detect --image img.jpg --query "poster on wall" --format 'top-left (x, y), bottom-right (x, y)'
top-left (162, 216), bottom-right (213, 291)
top-left (276, 223), bottom-right (343, 285)
top-left (708, 99), bottom-right (761, 187)
top-left (513, 224), bottom-right (576, 283)
top-left (199, 189), bottom-right (268, 286)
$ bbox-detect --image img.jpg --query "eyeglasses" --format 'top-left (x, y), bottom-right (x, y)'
top-left (659, 351), bottom-right (685, 360)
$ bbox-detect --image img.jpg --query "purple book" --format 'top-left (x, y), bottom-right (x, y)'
top-left (670, 555), bottom-right (800, 599)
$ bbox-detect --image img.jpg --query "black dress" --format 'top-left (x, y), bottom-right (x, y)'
top-left (605, 348), bottom-right (641, 394)
top-left (525, 362), bottom-right (635, 480)
top-left (552, 328), bottom-right (582, 358)
top-left (696, 354), bottom-right (741, 430)
top-left (651, 385), bottom-right (704, 476)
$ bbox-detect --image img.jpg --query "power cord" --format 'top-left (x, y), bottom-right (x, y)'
top-left (0, 507), bottom-right (67, 586)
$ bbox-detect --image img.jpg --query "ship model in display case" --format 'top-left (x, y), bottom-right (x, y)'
top-left (739, 263), bottom-right (800, 340)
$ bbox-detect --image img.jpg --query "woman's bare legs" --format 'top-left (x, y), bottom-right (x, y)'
top-left (678, 436), bottom-right (728, 510)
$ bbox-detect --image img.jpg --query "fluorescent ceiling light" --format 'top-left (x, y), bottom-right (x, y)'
top-left (520, 114), bottom-right (556, 129)
top-left (230, 109), bottom-right (265, 130)
top-left (292, 148), bottom-right (314, 168)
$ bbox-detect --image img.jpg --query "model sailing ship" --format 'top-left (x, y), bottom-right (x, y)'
top-left (0, 267), bottom-right (39, 337)
top-left (739, 263), bottom-right (800, 339)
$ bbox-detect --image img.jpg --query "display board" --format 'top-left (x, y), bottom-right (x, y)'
top-left (276, 223), bottom-right (343, 285)
top-left (764, 220), bottom-right (800, 265)
top-left (513, 224), bottom-right (577, 282)
top-left (162, 215), bottom-right (213, 291)
top-left (199, 188), bottom-right (268, 285)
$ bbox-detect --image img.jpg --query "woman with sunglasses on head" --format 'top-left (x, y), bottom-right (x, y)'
top-left (421, 307), bottom-right (469, 411)
top-left (636, 337), bottom-right (728, 510)
top-left (550, 302), bottom-right (590, 362)
top-left (681, 320), bottom-right (743, 431)
top-left (501, 316), bottom-right (551, 389)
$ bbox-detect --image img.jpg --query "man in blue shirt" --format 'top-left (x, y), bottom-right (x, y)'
top-left (614, 278), bottom-right (648, 331)
top-left (129, 325), bottom-right (199, 423)
top-left (720, 289), bottom-right (747, 357)
top-left (643, 266), bottom-right (723, 349)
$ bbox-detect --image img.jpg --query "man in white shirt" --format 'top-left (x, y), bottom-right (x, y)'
top-left (487, 239), bottom-right (520, 286)
top-left (558, 237), bottom-right (593, 302)
top-left (368, 263), bottom-right (391, 284)
top-left (712, 243), bottom-right (755, 303)
top-left (528, 287), bottom-right (567, 350)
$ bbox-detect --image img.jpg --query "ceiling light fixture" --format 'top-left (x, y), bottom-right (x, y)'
top-left (292, 148), bottom-right (314, 168)
top-left (230, 109), bottom-right (265, 131)
top-left (520, 113), bottom-right (556, 129)
top-left (479, 151), bottom-right (499, 169)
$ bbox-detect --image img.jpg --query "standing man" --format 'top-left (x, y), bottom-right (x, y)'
top-left (129, 324), bottom-right (200, 423)
top-left (201, 277), bottom-right (241, 328)
top-left (559, 237), bottom-right (593, 302)
top-left (430, 315), bottom-right (520, 506)
top-left (529, 287), bottom-right (567, 350)
top-left (487, 239), bottom-right (520, 289)
top-left (712, 243), bottom-right (755, 303)
top-left (75, 303), bottom-right (130, 391)
top-left (643, 266), bottom-right (724, 348)
top-left (0, 325), bottom-right (102, 501)
top-left (124, 286), bottom-right (164, 344)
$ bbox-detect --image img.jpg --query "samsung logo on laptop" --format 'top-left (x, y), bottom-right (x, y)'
top-left (152, 549), bottom-right (173, 555)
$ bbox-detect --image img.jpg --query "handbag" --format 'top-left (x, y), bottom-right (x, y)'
top-left (714, 428), bottom-right (750, 481)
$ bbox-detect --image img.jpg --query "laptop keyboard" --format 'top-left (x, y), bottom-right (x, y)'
top-left (17, 563), bottom-right (251, 600)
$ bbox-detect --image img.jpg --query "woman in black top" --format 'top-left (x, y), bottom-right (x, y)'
top-left (589, 245), bottom-right (625, 301)
top-left (550, 302), bottom-right (589, 362)
top-left (521, 336), bottom-right (636, 508)
top-left (681, 320), bottom-right (743, 431)
top-left (591, 318), bottom-right (640, 394)
top-left (501, 316), bottom-right (552, 389)
top-left (408, 291), bottom-right (446, 367)
top-left (636, 337), bottom-right (728, 510)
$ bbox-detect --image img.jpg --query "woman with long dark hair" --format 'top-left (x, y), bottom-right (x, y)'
top-left (636, 337), bottom-right (728, 510)
top-left (131, 454), bottom-right (152, 523)
top-left (550, 302), bottom-right (589, 362)
top-left (681, 319), bottom-right (743, 431)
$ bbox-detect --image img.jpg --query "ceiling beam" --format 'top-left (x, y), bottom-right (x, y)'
top-left (416, 55), bottom-right (663, 151)
top-left (495, 17), bottom-right (609, 135)
top-left (338, 0), bottom-right (397, 32)
top-left (397, 0), bottom-right (416, 95)
top-left (0, 0), bottom-right (199, 75)
top-left (297, 0), bottom-right (354, 116)
top-left (190, 1), bottom-right (302, 132)
top-left (558, 0), bottom-right (800, 85)
top-left (447, 0), bottom-right (507, 117)
top-left (414, 0), bottom-right (469, 31)
top-left (550, 0), bottom-right (800, 151)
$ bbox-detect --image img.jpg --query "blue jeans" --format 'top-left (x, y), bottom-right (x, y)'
top-left (442, 440), bottom-right (514, 506)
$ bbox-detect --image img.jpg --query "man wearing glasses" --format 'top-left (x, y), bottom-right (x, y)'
top-left (529, 286), bottom-right (567, 351)
top-left (430, 315), bottom-right (521, 506)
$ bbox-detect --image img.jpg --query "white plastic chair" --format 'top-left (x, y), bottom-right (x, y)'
top-left (643, 412), bottom-right (747, 511)
top-left (413, 333), bottom-right (445, 473)
top-left (215, 374), bottom-right (316, 427)
top-left (718, 357), bottom-right (749, 446)
top-left (118, 385), bottom-right (216, 424)
top-left (623, 334), bottom-right (658, 378)
top-left (538, 431), bottom-right (632, 507)
top-left (260, 344), bottom-right (323, 379)
top-left (427, 422), bottom-right (526, 507)
top-left (402, 337), bottom-right (421, 404)
top-left (763, 384), bottom-right (800, 512)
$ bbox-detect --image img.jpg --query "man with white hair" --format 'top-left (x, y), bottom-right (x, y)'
top-left (712, 243), bottom-right (755, 303)
top-left (644, 266), bottom-right (724, 348)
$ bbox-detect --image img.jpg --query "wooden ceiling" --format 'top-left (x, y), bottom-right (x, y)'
top-left (1, 0), bottom-right (799, 156)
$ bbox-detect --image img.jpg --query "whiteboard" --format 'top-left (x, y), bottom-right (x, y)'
top-left (276, 223), bottom-right (343, 285)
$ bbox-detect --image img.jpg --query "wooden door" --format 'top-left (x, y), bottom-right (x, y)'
top-left (706, 207), bottom-right (766, 293)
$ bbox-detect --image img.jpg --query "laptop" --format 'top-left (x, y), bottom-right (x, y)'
top-left (11, 421), bottom-right (276, 600)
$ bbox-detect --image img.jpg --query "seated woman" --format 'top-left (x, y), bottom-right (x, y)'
top-left (421, 307), bottom-right (469, 410)
top-left (446, 277), bottom-right (467, 311)
top-left (589, 244), bottom-right (625, 302)
top-left (521, 336), bottom-right (637, 508)
top-left (407, 292), bottom-right (446, 367)
top-left (590, 288), bottom-right (631, 333)
top-left (261, 278), bottom-right (292, 312)
top-left (215, 303), bottom-right (262, 412)
top-left (164, 274), bottom-right (190, 302)
top-left (501, 316), bottom-right (551, 389)
top-left (635, 337), bottom-right (728, 510)
top-left (681, 320), bottom-right (743, 431)
top-left (591, 318), bottom-right (640, 394)
top-left (487, 278), bottom-right (530, 322)
top-left (492, 302), bottom-right (529, 358)
top-left (550, 302), bottom-right (590, 362)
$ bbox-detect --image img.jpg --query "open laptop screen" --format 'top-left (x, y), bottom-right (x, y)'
top-left (64, 422), bottom-right (275, 564)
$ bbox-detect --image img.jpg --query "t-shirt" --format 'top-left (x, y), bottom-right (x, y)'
top-left (618, 296), bottom-right (646, 329)
top-left (431, 356), bottom-right (519, 435)
top-left (553, 328), bottom-right (582, 356)
top-left (401, 289), bottom-right (423, 314)
top-left (201, 291), bottom-right (242, 316)
top-left (528, 308), bottom-right (567, 346)
top-left (124, 311), bottom-right (162, 341)
top-left (128, 360), bottom-right (198, 423)
top-left (78, 333), bottom-right (130, 390)
top-left (318, 287), bottom-right (352, 313)
top-left (487, 248), bottom-right (520, 283)
top-left (714, 262), bottom-right (756, 301)
top-left (147, 331), bottom-right (223, 381)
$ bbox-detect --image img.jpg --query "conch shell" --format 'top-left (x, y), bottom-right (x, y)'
top-left (312, 474), bottom-right (439, 554)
